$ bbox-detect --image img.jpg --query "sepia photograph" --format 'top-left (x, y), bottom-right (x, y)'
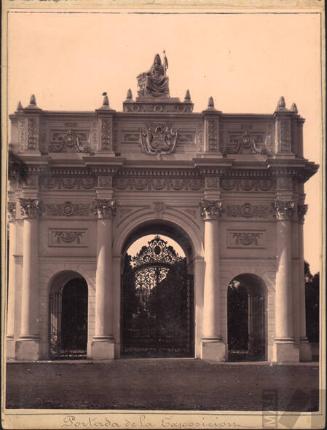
top-left (1, 1), bottom-right (325, 429)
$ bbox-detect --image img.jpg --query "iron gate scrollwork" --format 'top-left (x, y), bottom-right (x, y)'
top-left (122, 236), bottom-right (194, 357)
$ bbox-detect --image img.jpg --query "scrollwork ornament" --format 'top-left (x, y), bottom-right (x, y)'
top-left (20, 198), bottom-right (42, 219)
top-left (200, 199), bottom-right (223, 220)
top-left (273, 200), bottom-right (295, 221)
top-left (8, 202), bottom-right (16, 222)
top-left (93, 199), bottom-right (116, 219)
top-left (297, 204), bottom-right (308, 224)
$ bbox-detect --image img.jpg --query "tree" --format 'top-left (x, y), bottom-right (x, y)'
top-left (305, 261), bottom-right (319, 343)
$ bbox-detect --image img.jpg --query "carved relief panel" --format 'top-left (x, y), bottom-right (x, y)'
top-left (222, 122), bottom-right (273, 155)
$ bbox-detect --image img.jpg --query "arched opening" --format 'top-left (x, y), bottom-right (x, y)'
top-left (121, 221), bottom-right (194, 358)
top-left (49, 271), bottom-right (88, 359)
top-left (227, 274), bottom-right (266, 361)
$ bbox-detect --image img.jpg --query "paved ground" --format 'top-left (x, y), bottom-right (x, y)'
top-left (6, 359), bottom-right (319, 411)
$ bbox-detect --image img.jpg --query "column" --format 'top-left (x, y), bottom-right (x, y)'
top-left (272, 200), bottom-right (299, 362)
top-left (298, 203), bottom-right (312, 361)
top-left (16, 198), bottom-right (41, 361)
top-left (6, 202), bottom-right (16, 359)
top-left (200, 199), bottom-right (226, 361)
top-left (91, 199), bottom-right (116, 359)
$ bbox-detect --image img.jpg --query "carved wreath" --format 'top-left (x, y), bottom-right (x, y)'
top-left (140, 124), bottom-right (178, 155)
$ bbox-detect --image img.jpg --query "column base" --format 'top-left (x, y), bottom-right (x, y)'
top-left (299, 338), bottom-right (312, 362)
top-left (6, 336), bottom-right (15, 360)
top-left (91, 337), bottom-right (115, 360)
top-left (272, 340), bottom-right (300, 363)
top-left (15, 337), bottom-right (40, 361)
top-left (201, 339), bottom-right (226, 361)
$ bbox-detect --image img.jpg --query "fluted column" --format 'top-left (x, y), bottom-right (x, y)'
top-left (273, 200), bottom-right (299, 362)
top-left (7, 202), bottom-right (16, 359)
top-left (16, 198), bottom-right (41, 361)
top-left (200, 199), bottom-right (226, 361)
top-left (298, 203), bottom-right (312, 361)
top-left (91, 199), bottom-right (116, 359)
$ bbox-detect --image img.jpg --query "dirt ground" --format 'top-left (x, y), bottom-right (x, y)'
top-left (6, 359), bottom-right (319, 411)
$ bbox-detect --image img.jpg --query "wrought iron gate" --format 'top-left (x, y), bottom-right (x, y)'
top-left (122, 236), bottom-right (194, 357)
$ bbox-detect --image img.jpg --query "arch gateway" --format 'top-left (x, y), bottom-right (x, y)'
top-left (7, 53), bottom-right (318, 363)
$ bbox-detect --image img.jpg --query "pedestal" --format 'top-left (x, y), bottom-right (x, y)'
top-left (91, 337), bottom-right (115, 360)
top-left (273, 340), bottom-right (299, 363)
top-left (15, 337), bottom-right (40, 361)
top-left (201, 339), bottom-right (226, 361)
top-left (299, 338), bottom-right (312, 362)
top-left (6, 337), bottom-right (15, 360)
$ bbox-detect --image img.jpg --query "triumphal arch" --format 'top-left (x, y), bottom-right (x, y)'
top-left (7, 53), bottom-right (318, 363)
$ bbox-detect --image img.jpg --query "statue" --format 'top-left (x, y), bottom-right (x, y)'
top-left (137, 52), bottom-right (169, 97)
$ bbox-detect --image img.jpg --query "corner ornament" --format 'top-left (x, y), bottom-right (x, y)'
top-left (200, 199), bottom-right (223, 220)
top-left (273, 200), bottom-right (295, 221)
top-left (19, 198), bottom-right (43, 219)
top-left (93, 199), bottom-right (116, 219)
top-left (140, 125), bottom-right (178, 155)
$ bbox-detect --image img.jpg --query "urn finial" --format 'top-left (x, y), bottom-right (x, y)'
top-left (208, 96), bottom-right (215, 110)
top-left (290, 102), bottom-right (298, 113)
top-left (126, 88), bottom-right (133, 101)
top-left (16, 101), bottom-right (23, 111)
top-left (184, 89), bottom-right (191, 102)
top-left (101, 92), bottom-right (110, 109)
top-left (276, 96), bottom-right (286, 111)
top-left (28, 94), bottom-right (37, 107)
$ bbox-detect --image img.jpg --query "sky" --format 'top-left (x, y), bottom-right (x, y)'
top-left (7, 11), bottom-right (323, 273)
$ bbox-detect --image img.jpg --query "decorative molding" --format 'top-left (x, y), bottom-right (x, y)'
top-left (113, 176), bottom-right (203, 191)
top-left (221, 178), bottom-right (274, 192)
top-left (273, 200), bottom-right (295, 221)
top-left (206, 117), bottom-right (219, 152)
top-left (92, 199), bottom-right (116, 219)
top-left (8, 202), bottom-right (16, 222)
top-left (100, 118), bottom-right (113, 151)
top-left (27, 118), bottom-right (38, 150)
top-left (45, 201), bottom-right (90, 217)
top-left (200, 199), bottom-right (223, 220)
top-left (140, 124), bottom-right (178, 155)
top-left (49, 129), bottom-right (91, 153)
top-left (204, 176), bottom-right (219, 190)
top-left (40, 176), bottom-right (97, 190)
top-left (20, 198), bottom-right (42, 219)
top-left (225, 203), bottom-right (271, 218)
top-left (227, 230), bottom-right (265, 248)
top-left (297, 204), bottom-right (308, 224)
top-left (97, 175), bottom-right (113, 188)
top-left (123, 102), bottom-right (193, 113)
top-left (48, 228), bottom-right (88, 247)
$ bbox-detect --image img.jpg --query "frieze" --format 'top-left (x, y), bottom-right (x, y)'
top-left (227, 230), bottom-right (265, 248)
top-left (45, 201), bottom-right (90, 217)
top-left (113, 177), bottom-right (203, 191)
top-left (40, 176), bottom-right (97, 190)
top-left (49, 129), bottom-right (91, 153)
top-left (221, 178), bottom-right (274, 192)
top-left (48, 228), bottom-right (88, 247)
top-left (225, 203), bottom-right (271, 218)
top-left (224, 130), bottom-right (272, 155)
top-left (123, 102), bottom-right (193, 113)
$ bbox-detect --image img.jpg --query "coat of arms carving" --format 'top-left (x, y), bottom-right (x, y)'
top-left (140, 124), bottom-right (178, 155)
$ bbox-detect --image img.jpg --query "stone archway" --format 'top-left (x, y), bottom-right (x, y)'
top-left (120, 220), bottom-right (195, 358)
top-left (48, 271), bottom-right (88, 359)
top-left (227, 273), bottom-right (266, 361)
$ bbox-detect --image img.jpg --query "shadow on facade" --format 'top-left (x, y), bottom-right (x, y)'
top-left (48, 271), bottom-right (88, 360)
top-left (227, 273), bottom-right (266, 361)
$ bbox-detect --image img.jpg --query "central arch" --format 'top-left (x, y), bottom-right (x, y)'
top-left (120, 220), bottom-right (195, 358)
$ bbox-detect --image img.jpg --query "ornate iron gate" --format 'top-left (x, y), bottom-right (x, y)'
top-left (122, 236), bottom-right (194, 357)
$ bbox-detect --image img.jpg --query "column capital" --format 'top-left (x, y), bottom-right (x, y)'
top-left (19, 198), bottom-right (42, 219)
top-left (273, 199), bottom-right (295, 221)
top-left (93, 199), bottom-right (116, 219)
top-left (200, 199), bottom-right (223, 220)
top-left (8, 202), bottom-right (17, 222)
top-left (297, 204), bottom-right (308, 224)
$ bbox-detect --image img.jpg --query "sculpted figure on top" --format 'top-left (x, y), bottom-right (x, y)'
top-left (137, 52), bottom-right (169, 97)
